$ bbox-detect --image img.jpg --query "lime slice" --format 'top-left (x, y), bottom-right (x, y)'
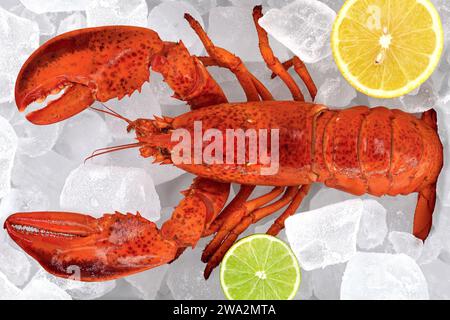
top-left (331, 0), bottom-right (444, 98)
top-left (220, 234), bottom-right (301, 300)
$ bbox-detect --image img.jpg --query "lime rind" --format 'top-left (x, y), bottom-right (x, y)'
top-left (331, 0), bottom-right (444, 99)
top-left (219, 234), bottom-right (301, 300)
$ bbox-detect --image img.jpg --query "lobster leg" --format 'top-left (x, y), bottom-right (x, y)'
top-left (267, 184), bottom-right (311, 236)
top-left (252, 6), bottom-right (305, 102)
top-left (198, 56), bottom-right (274, 101)
top-left (204, 187), bottom-right (299, 279)
top-left (203, 185), bottom-right (256, 237)
top-left (202, 187), bottom-right (285, 263)
top-left (185, 14), bottom-right (262, 102)
top-left (272, 57), bottom-right (318, 101)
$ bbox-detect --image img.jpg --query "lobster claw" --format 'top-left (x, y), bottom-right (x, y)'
top-left (4, 211), bottom-right (178, 282)
top-left (15, 26), bottom-right (165, 125)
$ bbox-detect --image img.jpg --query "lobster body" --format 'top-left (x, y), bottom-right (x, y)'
top-left (166, 101), bottom-right (442, 198)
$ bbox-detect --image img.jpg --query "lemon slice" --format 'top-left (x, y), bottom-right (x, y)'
top-left (332, 0), bottom-right (443, 98)
top-left (220, 234), bottom-right (301, 300)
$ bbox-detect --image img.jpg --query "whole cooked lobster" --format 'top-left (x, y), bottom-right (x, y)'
top-left (4, 6), bottom-right (443, 282)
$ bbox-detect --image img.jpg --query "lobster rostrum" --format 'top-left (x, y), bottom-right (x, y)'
top-left (5, 6), bottom-right (443, 282)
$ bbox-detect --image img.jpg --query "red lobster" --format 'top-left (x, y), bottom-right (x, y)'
top-left (4, 7), bottom-right (443, 282)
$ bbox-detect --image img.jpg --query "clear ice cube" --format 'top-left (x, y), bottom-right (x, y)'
top-left (0, 115), bottom-right (18, 199)
top-left (87, 0), bottom-right (148, 27)
top-left (315, 75), bottom-right (357, 108)
top-left (57, 12), bottom-right (87, 35)
top-left (60, 164), bottom-right (161, 221)
top-left (22, 277), bottom-right (72, 300)
top-left (148, 1), bottom-right (205, 56)
top-left (54, 110), bottom-right (112, 163)
top-left (125, 266), bottom-right (169, 300)
top-left (258, 0), bottom-right (336, 63)
top-left (0, 242), bottom-right (31, 286)
top-left (341, 252), bottom-right (429, 300)
top-left (19, 0), bottom-right (92, 14)
top-left (312, 263), bottom-right (346, 300)
top-left (33, 269), bottom-right (116, 300)
top-left (357, 200), bottom-right (388, 250)
top-left (208, 6), bottom-right (289, 62)
top-left (166, 247), bottom-right (224, 300)
top-left (285, 199), bottom-right (363, 271)
top-left (388, 231), bottom-right (423, 261)
top-left (421, 259), bottom-right (450, 300)
top-left (0, 271), bottom-right (22, 300)
top-left (0, 7), bottom-right (39, 103)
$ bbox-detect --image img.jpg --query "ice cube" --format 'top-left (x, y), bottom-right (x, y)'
top-left (167, 247), bottom-right (224, 300)
top-left (0, 185), bottom-right (51, 225)
top-left (33, 269), bottom-right (116, 300)
top-left (357, 200), bottom-right (388, 250)
top-left (208, 6), bottom-right (289, 62)
top-left (432, 0), bottom-right (450, 44)
top-left (156, 173), bottom-right (196, 208)
top-left (87, 0), bottom-right (148, 27)
top-left (0, 7), bottom-right (39, 103)
top-left (230, 0), bottom-right (263, 7)
top-left (149, 72), bottom-right (187, 106)
top-left (398, 81), bottom-right (438, 113)
top-left (57, 12), bottom-right (87, 35)
top-left (285, 199), bottom-right (363, 271)
top-left (0, 101), bottom-right (16, 121)
top-left (145, 163), bottom-right (187, 186)
top-left (171, 0), bottom-right (216, 15)
top-left (341, 252), bottom-right (429, 300)
top-left (294, 269), bottom-right (314, 300)
top-left (310, 188), bottom-right (417, 235)
top-left (381, 194), bottom-right (417, 233)
top-left (148, 1), bottom-right (205, 56)
top-left (319, 0), bottom-right (345, 12)
top-left (312, 263), bottom-right (346, 300)
top-left (0, 271), bottom-right (22, 300)
top-left (19, 0), bottom-right (92, 14)
top-left (0, 242), bottom-right (31, 286)
top-left (90, 137), bottom-right (186, 185)
top-left (12, 151), bottom-right (77, 208)
top-left (60, 164), bottom-right (161, 221)
top-left (421, 259), bottom-right (450, 299)
top-left (125, 265), bottom-right (169, 300)
top-left (22, 277), bottom-right (72, 300)
top-left (436, 108), bottom-right (450, 206)
top-left (0, 115), bottom-right (18, 199)
top-left (54, 110), bottom-right (112, 163)
top-left (10, 4), bottom-right (58, 36)
top-left (370, 82), bottom-right (438, 113)
top-left (10, 111), bottom-right (61, 158)
top-left (309, 187), bottom-right (355, 210)
top-left (418, 231), bottom-right (443, 265)
top-left (388, 231), bottom-right (423, 261)
top-left (103, 83), bottom-right (162, 140)
top-left (258, 0), bottom-right (336, 63)
top-left (267, 0), bottom-right (290, 8)
top-left (315, 75), bottom-right (357, 108)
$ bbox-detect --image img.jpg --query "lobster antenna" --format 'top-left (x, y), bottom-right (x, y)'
top-left (89, 103), bottom-right (132, 124)
top-left (84, 142), bottom-right (142, 164)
